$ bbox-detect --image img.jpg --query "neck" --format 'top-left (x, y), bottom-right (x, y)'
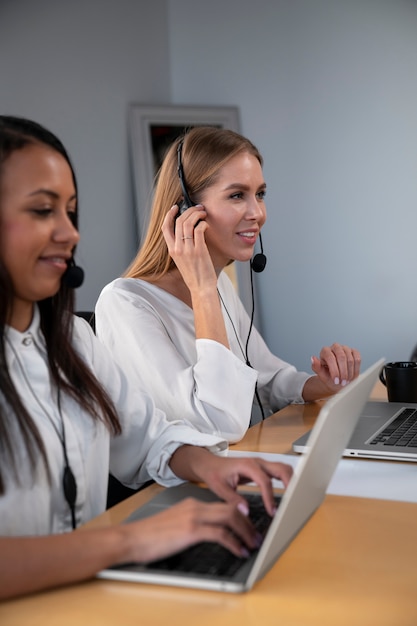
top-left (150, 269), bottom-right (193, 308)
top-left (8, 302), bottom-right (34, 332)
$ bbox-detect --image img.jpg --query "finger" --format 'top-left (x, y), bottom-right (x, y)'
top-left (331, 344), bottom-right (361, 383)
top-left (320, 344), bottom-right (346, 385)
top-left (193, 518), bottom-right (256, 558)
top-left (349, 348), bottom-right (361, 380)
top-left (210, 459), bottom-right (292, 516)
top-left (161, 205), bottom-right (180, 244)
top-left (312, 350), bottom-right (338, 385)
top-left (251, 460), bottom-right (292, 515)
top-left (183, 500), bottom-right (259, 555)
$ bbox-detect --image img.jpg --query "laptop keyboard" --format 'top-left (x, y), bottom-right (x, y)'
top-left (146, 492), bottom-right (281, 578)
top-left (370, 408), bottom-right (417, 447)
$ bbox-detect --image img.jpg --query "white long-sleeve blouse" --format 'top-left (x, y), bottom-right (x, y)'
top-left (95, 271), bottom-right (311, 442)
top-left (1, 307), bottom-right (227, 536)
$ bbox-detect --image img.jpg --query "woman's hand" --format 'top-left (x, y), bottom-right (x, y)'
top-left (161, 204), bottom-right (217, 292)
top-left (121, 496), bottom-right (261, 564)
top-left (160, 205), bottom-right (229, 347)
top-left (303, 343), bottom-right (361, 400)
top-left (169, 446), bottom-right (293, 517)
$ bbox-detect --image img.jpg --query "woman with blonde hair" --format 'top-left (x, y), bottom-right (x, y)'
top-left (96, 126), bottom-right (361, 442)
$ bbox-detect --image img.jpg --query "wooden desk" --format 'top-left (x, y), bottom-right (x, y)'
top-left (2, 389), bottom-right (416, 626)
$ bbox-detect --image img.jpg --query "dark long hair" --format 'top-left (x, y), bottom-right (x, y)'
top-left (0, 116), bottom-right (121, 494)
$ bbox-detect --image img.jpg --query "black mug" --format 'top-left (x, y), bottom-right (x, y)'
top-left (379, 362), bottom-right (417, 403)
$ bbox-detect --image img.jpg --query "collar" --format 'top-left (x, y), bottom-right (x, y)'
top-left (5, 305), bottom-right (46, 354)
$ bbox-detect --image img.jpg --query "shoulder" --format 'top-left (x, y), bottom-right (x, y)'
top-left (72, 313), bottom-right (124, 381)
top-left (97, 278), bottom-right (178, 319)
top-left (99, 276), bottom-right (165, 302)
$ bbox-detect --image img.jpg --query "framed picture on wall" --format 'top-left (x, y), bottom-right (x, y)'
top-left (128, 104), bottom-right (256, 316)
top-left (128, 103), bottom-right (240, 237)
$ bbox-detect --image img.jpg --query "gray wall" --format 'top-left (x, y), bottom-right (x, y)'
top-left (169, 0), bottom-right (417, 371)
top-left (1, 0), bottom-right (417, 373)
top-left (0, 0), bottom-right (170, 310)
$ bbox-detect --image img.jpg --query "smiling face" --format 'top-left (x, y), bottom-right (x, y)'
top-left (199, 151), bottom-right (267, 271)
top-left (0, 142), bottom-right (79, 330)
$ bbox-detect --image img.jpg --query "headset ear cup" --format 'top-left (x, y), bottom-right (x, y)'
top-left (178, 198), bottom-right (192, 215)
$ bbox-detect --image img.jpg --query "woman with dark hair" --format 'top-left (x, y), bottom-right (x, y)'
top-left (0, 116), bottom-right (292, 599)
top-left (95, 126), bottom-right (361, 442)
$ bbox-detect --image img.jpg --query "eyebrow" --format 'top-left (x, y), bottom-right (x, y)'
top-left (28, 188), bottom-right (77, 202)
top-left (223, 182), bottom-right (267, 192)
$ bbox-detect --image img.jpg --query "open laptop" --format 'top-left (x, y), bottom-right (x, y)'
top-left (293, 382), bottom-right (417, 463)
top-left (97, 359), bottom-right (382, 593)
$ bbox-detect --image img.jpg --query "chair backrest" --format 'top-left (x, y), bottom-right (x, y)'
top-left (75, 311), bottom-right (96, 333)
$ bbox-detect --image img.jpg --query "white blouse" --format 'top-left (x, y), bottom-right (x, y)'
top-left (95, 272), bottom-right (311, 442)
top-left (1, 308), bottom-right (227, 536)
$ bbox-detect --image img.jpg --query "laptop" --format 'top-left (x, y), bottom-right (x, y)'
top-left (97, 359), bottom-right (382, 593)
top-left (293, 381), bottom-right (417, 463)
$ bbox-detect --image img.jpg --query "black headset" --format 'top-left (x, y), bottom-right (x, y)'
top-left (177, 140), bottom-right (195, 215)
top-left (63, 257), bottom-right (84, 288)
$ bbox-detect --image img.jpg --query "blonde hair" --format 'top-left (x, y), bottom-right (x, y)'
top-left (125, 126), bottom-right (263, 279)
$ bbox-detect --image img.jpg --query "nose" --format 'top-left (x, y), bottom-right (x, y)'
top-left (53, 210), bottom-right (80, 245)
top-left (246, 196), bottom-right (266, 225)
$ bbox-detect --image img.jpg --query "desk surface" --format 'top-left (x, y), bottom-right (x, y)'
top-left (2, 384), bottom-right (417, 626)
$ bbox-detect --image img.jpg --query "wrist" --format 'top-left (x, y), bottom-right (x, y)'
top-left (169, 445), bottom-right (213, 483)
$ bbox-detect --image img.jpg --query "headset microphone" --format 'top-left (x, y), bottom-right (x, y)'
top-left (251, 232), bottom-right (267, 273)
top-left (63, 257), bottom-right (85, 288)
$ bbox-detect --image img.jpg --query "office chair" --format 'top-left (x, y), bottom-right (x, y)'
top-left (75, 310), bottom-right (148, 507)
top-left (75, 310), bottom-right (96, 333)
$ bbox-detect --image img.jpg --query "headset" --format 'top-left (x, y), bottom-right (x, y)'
top-left (177, 140), bottom-right (195, 215)
top-left (63, 257), bottom-right (84, 288)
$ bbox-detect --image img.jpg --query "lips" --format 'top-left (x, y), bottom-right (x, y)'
top-left (237, 230), bottom-right (258, 244)
top-left (39, 256), bottom-right (70, 271)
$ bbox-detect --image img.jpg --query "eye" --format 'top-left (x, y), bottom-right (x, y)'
top-left (257, 189), bottom-right (267, 200)
top-left (230, 192), bottom-right (243, 200)
top-left (30, 208), bottom-right (53, 217)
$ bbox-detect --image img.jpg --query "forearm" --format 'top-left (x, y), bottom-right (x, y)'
top-left (0, 526), bottom-right (132, 600)
top-left (191, 287), bottom-right (229, 348)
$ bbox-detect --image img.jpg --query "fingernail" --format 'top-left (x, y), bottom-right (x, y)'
top-left (237, 502), bottom-right (249, 517)
top-left (241, 547), bottom-right (250, 558)
top-left (255, 533), bottom-right (263, 548)
top-left (341, 379), bottom-right (347, 387)
top-left (334, 377), bottom-right (340, 385)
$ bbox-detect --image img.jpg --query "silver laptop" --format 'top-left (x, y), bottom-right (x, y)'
top-left (293, 388), bottom-right (417, 463)
top-left (98, 359), bottom-right (382, 593)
